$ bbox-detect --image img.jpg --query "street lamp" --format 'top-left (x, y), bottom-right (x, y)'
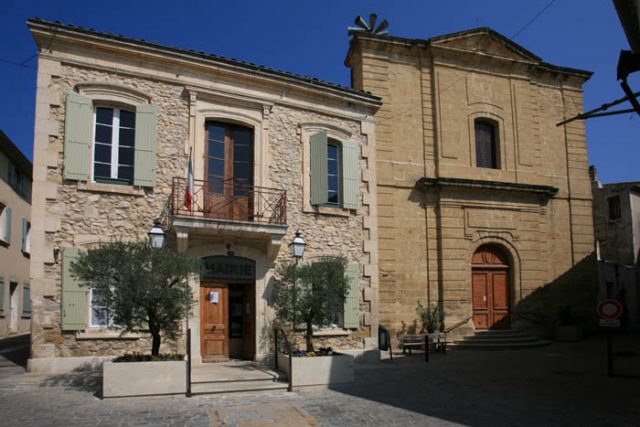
top-left (288, 231), bottom-right (305, 333)
top-left (148, 219), bottom-right (165, 249)
top-left (289, 230), bottom-right (306, 260)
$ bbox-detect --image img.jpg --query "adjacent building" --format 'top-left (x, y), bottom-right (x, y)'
top-left (345, 28), bottom-right (596, 339)
top-left (591, 167), bottom-right (640, 329)
top-left (0, 130), bottom-right (32, 338)
top-left (27, 19), bottom-right (380, 371)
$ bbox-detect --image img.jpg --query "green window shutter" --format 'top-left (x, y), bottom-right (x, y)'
top-left (343, 262), bottom-right (360, 329)
top-left (22, 282), bottom-right (31, 317)
top-left (4, 207), bottom-right (11, 245)
top-left (21, 218), bottom-right (27, 252)
top-left (310, 132), bottom-right (328, 205)
top-left (133, 104), bottom-right (157, 187)
top-left (61, 248), bottom-right (87, 330)
top-left (341, 140), bottom-right (360, 209)
top-left (0, 278), bottom-right (4, 315)
top-left (63, 92), bottom-right (92, 181)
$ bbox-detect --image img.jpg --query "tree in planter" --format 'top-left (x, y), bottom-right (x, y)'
top-left (274, 256), bottom-right (350, 352)
top-left (71, 241), bottom-right (201, 356)
top-left (416, 301), bottom-right (444, 334)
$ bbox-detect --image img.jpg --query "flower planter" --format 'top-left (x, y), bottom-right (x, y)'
top-left (277, 352), bottom-right (354, 387)
top-left (103, 360), bottom-right (186, 398)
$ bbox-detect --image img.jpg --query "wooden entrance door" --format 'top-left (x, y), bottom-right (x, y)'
top-left (200, 285), bottom-right (228, 361)
top-left (204, 122), bottom-right (253, 221)
top-left (472, 246), bottom-right (510, 330)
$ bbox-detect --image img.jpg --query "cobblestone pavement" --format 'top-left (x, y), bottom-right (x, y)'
top-left (1, 333), bottom-right (639, 426)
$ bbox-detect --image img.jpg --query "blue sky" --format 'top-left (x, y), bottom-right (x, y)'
top-left (1, 0), bottom-right (636, 183)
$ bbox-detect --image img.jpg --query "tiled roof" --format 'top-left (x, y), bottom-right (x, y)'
top-left (27, 18), bottom-right (382, 105)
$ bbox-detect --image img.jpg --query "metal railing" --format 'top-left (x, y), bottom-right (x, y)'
top-left (274, 327), bottom-right (293, 392)
top-left (169, 177), bottom-right (287, 225)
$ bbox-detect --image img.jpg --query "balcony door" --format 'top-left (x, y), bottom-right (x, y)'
top-left (205, 122), bottom-right (254, 221)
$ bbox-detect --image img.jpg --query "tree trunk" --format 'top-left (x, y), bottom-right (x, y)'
top-left (305, 319), bottom-right (314, 352)
top-left (151, 331), bottom-right (161, 356)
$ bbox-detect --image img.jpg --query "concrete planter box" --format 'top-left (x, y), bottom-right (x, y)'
top-left (103, 360), bottom-right (186, 398)
top-left (277, 352), bottom-right (354, 387)
top-left (555, 325), bottom-right (584, 342)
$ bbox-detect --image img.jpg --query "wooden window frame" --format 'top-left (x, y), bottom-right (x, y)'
top-left (326, 139), bottom-right (342, 207)
top-left (475, 119), bottom-right (500, 169)
top-left (92, 106), bottom-right (136, 186)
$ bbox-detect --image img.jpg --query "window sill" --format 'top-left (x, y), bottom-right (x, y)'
top-left (305, 205), bottom-right (353, 217)
top-left (22, 251), bottom-right (30, 259)
top-left (76, 330), bottom-right (145, 340)
top-left (77, 181), bottom-right (145, 196)
top-left (313, 328), bottom-right (351, 337)
top-left (0, 240), bottom-right (8, 249)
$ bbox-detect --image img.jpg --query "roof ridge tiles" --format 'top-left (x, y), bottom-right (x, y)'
top-left (27, 18), bottom-right (381, 103)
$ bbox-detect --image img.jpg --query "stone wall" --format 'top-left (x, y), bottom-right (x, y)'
top-left (30, 51), bottom-right (378, 359)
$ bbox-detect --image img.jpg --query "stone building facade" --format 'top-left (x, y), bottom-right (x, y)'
top-left (0, 131), bottom-right (32, 338)
top-left (27, 19), bottom-right (380, 371)
top-left (346, 28), bottom-right (595, 339)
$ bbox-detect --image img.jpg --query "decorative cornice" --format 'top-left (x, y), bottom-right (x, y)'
top-left (418, 177), bottom-right (558, 197)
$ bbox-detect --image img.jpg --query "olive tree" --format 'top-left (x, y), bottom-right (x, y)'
top-left (71, 241), bottom-right (201, 356)
top-left (274, 256), bottom-right (349, 352)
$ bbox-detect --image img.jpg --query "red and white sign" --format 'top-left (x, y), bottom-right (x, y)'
top-left (597, 300), bottom-right (623, 319)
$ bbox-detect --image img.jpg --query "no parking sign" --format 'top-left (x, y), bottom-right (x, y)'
top-left (597, 300), bottom-right (623, 327)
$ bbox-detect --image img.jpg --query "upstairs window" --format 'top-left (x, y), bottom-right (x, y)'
top-left (93, 107), bottom-right (136, 185)
top-left (309, 132), bottom-right (359, 210)
top-left (0, 204), bottom-right (10, 244)
top-left (327, 140), bottom-right (341, 206)
top-left (475, 119), bottom-right (499, 169)
top-left (608, 195), bottom-right (621, 220)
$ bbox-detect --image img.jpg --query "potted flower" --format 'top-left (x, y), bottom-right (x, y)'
top-left (274, 256), bottom-right (355, 387)
top-left (71, 241), bottom-right (201, 397)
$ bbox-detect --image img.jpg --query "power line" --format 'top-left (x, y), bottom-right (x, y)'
top-left (0, 58), bottom-right (37, 70)
top-left (511, 0), bottom-right (557, 40)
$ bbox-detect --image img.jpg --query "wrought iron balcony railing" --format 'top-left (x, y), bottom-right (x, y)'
top-left (166, 177), bottom-right (287, 226)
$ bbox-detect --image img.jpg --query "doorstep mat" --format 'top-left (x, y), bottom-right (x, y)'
top-left (209, 402), bottom-right (319, 427)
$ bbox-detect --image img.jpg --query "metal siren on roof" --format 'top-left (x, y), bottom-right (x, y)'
top-left (348, 13), bottom-right (389, 36)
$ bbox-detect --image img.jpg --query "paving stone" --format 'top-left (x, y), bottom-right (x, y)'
top-left (1, 335), bottom-right (640, 426)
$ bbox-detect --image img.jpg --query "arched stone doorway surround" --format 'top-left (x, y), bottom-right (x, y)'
top-left (469, 238), bottom-right (520, 330)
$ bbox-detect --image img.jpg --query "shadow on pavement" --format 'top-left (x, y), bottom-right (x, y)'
top-left (323, 337), bottom-right (640, 426)
top-left (40, 363), bottom-right (103, 399)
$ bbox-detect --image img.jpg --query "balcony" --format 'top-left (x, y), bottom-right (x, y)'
top-left (162, 177), bottom-right (288, 254)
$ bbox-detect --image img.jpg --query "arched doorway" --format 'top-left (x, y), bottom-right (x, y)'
top-left (472, 245), bottom-right (510, 330)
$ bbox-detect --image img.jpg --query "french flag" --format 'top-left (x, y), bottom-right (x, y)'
top-left (184, 148), bottom-right (194, 212)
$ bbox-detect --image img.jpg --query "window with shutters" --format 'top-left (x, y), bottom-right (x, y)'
top-left (307, 131), bottom-right (359, 212)
top-left (63, 87), bottom-right (157, 189)
top-left (475, 119), bottom-right (499, 169)
top-left (93, 107), bottom-right (136, 185)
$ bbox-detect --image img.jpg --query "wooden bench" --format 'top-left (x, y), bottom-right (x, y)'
top-left (399, 333), bottom-right (447, 361)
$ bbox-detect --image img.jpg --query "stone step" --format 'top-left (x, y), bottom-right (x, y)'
top-left (190, 364), bottom-right (281, 383)
top-left (190, 379), bottom-right (289, 395)
top-left (456, 336), bottom-right (541, 343)
top-left (448, 329), bottom-right (550, 350)
top-left (449, 340), bottom-right (550, 350)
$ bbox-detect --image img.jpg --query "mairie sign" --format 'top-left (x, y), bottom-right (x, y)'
top-left (201, 256), bottom-right (255, 282)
